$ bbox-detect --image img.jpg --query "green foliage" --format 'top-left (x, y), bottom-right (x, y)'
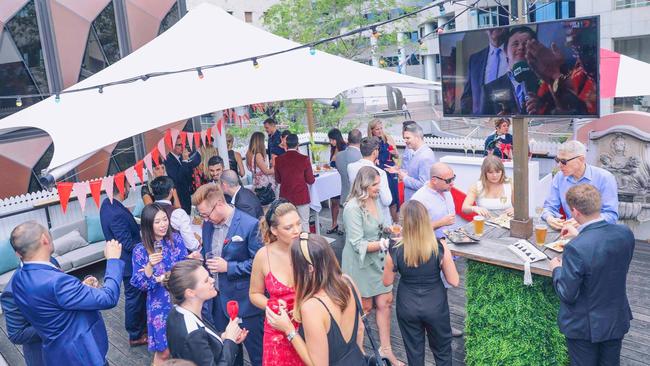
top-left (228, 125), bottom-right (259, 148)
top-left (465, 261), bottom-right (569, 366)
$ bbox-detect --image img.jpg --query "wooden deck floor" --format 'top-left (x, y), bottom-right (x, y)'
top-left (1, 236), bottom-right (648, 365)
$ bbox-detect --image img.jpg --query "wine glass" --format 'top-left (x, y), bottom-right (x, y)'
top-left (153, 240), bottom-right (163, 253)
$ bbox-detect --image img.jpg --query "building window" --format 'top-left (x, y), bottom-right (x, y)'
top-left (477, 6), bottom-right (509, 28)
top-left (159, 2), bottom-right (180, 35)
top-left (107, 137), bottom-right (137, 176)
top-left (245, 11), bottom-right (253, 23)
top-left (616, 0), bottom-right (650, 9)
top-left (28, 142), bottom-right (54, 193)
top-left (227, 11), bottom-right (233, 15)
top-left (529, 0), bottom-right (575, 21)
top-left (79, 2), bottom-right (120, 81)
top-left (0, 0), bottom-right (48, 114)
top-left (614, 36), bottom-right (650, 112)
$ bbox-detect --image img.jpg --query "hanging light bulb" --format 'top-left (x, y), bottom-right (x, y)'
top-left (98, 86), bottom-right (104, 94)
top-left (15, 97), bottom-right (22, 107)
top-left (437, 27), bottom-right (444, 35)
top-left (197, 67), bottom-right (204, 79)
top-left (55, 94), bottom-right (60, 103)
top-left (371, 27), bottom-right (380, 39)
top-left (309, 47), bottom-right (316, 55)
top-left (252, 58), bottom-right (260, 69)
top-left (141, 74), bottom-right (150, 81)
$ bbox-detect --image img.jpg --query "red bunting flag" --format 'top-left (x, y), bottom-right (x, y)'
top-left (216, 118), bottom-right (223, 135)
top-left (180, 131), bottom-right (187, 149)
top-left (194, 131), bottom-right (201, 148)
top-left (89, 179), bottom-right (103, 207)
top-left (151, 146), bottom-right (160, 165)
top-left (164, 129), bottom-right (173, 149)
top-left (114, 171), bottom-right (126, 197)
top-left (56, 182), bottom-right (74, 213)
top-left (134, 160), bottom-right (144, 182)
top-left (206, 127), bottom-right (212, 144)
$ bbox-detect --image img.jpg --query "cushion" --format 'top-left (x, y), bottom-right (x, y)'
top-left (55, 256), bottom-right (73, 272)
top-left (85, 215), bottom-right (105, 243)
top-left (0, 238), bottom-right (20, 275)
top-left (52, 230), bottom-right (88, 257)
top-left (51, 220), bottom-right (88, 242)
top-left (66, 241), bottom-right (107, 269)
top-left (0, 269), bottom-right (15, 292)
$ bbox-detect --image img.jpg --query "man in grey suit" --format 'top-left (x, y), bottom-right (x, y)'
top-left (335, 129), bottom-right (362, 204)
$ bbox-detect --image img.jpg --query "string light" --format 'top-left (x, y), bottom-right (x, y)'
top-left (437, 28), bottom-right (444, 34)
top-left (98, 86), bottom-right (104, 94)
top-left (15, 98), bottom-right (22, 107)
top-left (371, 27), bottom-right (380, 39)
top-left (309, 47), bottom-right (316, 55)
top-left (252, 58), bottom-right (260, 69)
top-left (55, 94), bottom-right (60, 103)
top-left (141, 75), bottom-right (150, 81)
top-left (197, 67), bottom-right (204, 79)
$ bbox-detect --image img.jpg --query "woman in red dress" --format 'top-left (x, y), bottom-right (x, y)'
top-left (250, 199), bottom-right (304, 365)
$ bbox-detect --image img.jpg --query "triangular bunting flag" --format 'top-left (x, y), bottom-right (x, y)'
top-left (164, 129), bottom-right (173, 149)
top-left (180, 131), bottom-right (188, 149)
top-left (206, 127), bottom-right (213, 144)
top-left (56, 182), bottom-right (74, 213)
top-left (114, 171), bottom-right (126, 198)
top-left (73, 182), bottom-right (90, 213)
top-left (143, 153), bottom-right (153, 174)
top-left (171, 129), bottom-right (180, 147)
top-left (125, 166), bottom-right (138, 187)
top-left (157, 139), bottom-right (167, 159)
top-left (151, 146), bottom-right (160, 165)
top-left (89, 179), bottom-right (103, 207)
top-left (194, 131), bottom-right (201, 148)
top-left (134, 160), bottom-right (144, 183)
top-left (216, 118), bottom-right (223, 135)
top-left (200, 130), bottom-right (207, 146)
top-left (102, 176), bottom-right (114, 203)
top-left (187, 132), bottom-right (194, 150)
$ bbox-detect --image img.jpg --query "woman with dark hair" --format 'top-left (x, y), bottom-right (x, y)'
top-left (165, 260), bottom-right (248, 366)
top-left (368, 119), bottom-right (400, 222)
top-left (484, 118), bottom-right (513, 159)
top-left (327, 128), bottom-right (347, 235)
top-left (249, 199), bottom-right (303, 365)
top-left (383, 201), bottom-right (459, 366)
top-left (131, 204), bottom-right (189, 365)
top-left (265, 233), bottom-right (366, 365)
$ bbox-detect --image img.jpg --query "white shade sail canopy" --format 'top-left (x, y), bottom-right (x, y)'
top-left (0, 3), bottom-right (435, 171)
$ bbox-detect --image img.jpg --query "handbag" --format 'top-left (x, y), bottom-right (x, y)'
top-left (253, 161), bottom-right (276, 205)
top-left (347, 279), bottom-right (391, 366)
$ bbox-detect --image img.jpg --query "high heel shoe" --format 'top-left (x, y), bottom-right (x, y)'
top-left (379, 346), bottom-right (405, 366)
top-left (326, 225), bottom-right (341, 235)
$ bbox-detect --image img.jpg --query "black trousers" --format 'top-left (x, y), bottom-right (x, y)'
top-left (566, 338), bottom-right (623, 366)
top-left (396, 289), bottom-right (452, 366)
top-left (123, 276), bottom-right (147, 341)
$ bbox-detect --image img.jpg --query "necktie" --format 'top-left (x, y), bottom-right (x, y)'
top-left (515, 84), bottom-right (526, 112)
top-left (488, 48), bottom-right (501, 82)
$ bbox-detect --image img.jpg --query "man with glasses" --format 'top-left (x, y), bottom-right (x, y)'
top-left (387, 121), bottom-right (436, 201)
top-left (542, 140), bottom-right (618, 230)
top-left (192, 183), bottom-right (264, 366)
top-left (165, 137), bottom-right (201, 214)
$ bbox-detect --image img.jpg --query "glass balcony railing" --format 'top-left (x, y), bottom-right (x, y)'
top-left (616, 0), bottom-right (650, 9)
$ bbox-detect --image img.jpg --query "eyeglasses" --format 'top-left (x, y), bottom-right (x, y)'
top-left (433, 175), bottom-right (456, 184)
top-left (554, 156), bottom-right (581, 165)
top-left (198, 201), bottom-right (218, 220)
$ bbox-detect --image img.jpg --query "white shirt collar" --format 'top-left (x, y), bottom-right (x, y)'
top-left (578, 216), bottom-right (605, 232)
top-left (175, 305), bottom-right (223, 341)
top-left (489, 43), bottom-right (505, 55)
top-left (231, 186), bottom-right (241, 204)
top-left (155, 199), bottom-right (172, 205)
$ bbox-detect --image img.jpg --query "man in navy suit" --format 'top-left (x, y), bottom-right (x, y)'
top-left (9, 221), bottom-right (124, 366)
top-left (220, 169), bottom-right (264, 219)
top-left (1, 257), bottom-right (59, 366)
top-left (550, 184), bottom-right (634, 366)
top-left (460, 28), bottom-right (508, 114)
top-left (165, 138), bottom-right (201, 214)
top-left (99, 183), bottom-right (147, 347)
top-left (193, 183), bottom-right (264, 366)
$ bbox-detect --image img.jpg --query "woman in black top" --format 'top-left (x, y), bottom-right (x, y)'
top-left (266, 233), bottom-right (366, 365)
top-left (226, 133), bottom-right (245, 180)
top-left (383, 201), bottom-right (460, 366)
top-left (165, 260), bottom-right (248, 366)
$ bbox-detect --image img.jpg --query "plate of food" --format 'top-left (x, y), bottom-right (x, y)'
top-left (444, 228), bottom-right (480, 244)
top-left (487, 213), bottom-right (512, 229)
top-left (545, 239), bottom-right (569, 253)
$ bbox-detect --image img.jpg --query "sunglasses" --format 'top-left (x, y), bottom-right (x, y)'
top-left (554, 156), bottom-right (580, 165)
top-left (434, 175), bottom-right (456, 184)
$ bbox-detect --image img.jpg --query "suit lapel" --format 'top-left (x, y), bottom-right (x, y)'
top-left (226, 210), bottom-right (242, 241)
top-left (478, 47), bottom-right (489, 85)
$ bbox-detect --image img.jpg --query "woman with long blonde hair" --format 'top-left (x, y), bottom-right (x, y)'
top-left (249, 199), bottom-right (304, 365)
top-left (246, 131), bottom-right (276, 194)
top-left (461, 155), bottom-right (514, 217)
top-left (341, 166), bottom-right (404, 365)
top-left (383, 200), bottom-right (459, 366)
top-left (368, 119), bottom-right (400, 222)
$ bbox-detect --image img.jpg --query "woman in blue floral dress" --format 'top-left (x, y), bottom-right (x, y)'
top-left (131, 203), bottom-right (188, 365)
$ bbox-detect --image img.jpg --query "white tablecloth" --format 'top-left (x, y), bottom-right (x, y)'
top-left (309, 170), bottom-right (341, 212)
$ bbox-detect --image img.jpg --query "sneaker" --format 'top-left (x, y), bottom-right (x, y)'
top-left (451, 327), bottom-right (464, 337)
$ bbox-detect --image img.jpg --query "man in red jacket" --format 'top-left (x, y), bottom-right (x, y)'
top-left (274, 133), bottom-right (316, 230)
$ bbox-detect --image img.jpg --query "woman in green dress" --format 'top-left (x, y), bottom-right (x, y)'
top-left (342, 166), bottom-right (404, 366)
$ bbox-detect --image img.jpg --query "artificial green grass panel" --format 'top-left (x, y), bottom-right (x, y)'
top-left (464, 260), bottom-right (569, 366)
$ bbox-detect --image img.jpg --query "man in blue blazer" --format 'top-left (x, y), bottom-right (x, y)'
top-left (165, 139), bottom-right (201, 214)
top-left (99, 185), bottom-right (147, 346)
top-left (193, 183), bottom-right (264, 366)
top-left (550, 184), bottom-right (634, 366)
top-left (9, 221), bottom-right (125, 366)
top-left (0, 257), bottom-right (59, 366)
top-left (220, 169), bottom-right (264, 219)
top-left (460, 28), bottom-right (508, 114)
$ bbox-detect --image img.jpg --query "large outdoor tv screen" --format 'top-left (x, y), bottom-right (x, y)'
top-left (438, 16), bottom-right (599, 118)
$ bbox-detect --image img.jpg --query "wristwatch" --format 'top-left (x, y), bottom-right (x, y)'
top-left (286, 329), bottom-right (298, 342)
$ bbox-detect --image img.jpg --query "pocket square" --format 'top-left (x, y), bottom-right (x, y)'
top-left (231, 235), bottom-right (244, 242)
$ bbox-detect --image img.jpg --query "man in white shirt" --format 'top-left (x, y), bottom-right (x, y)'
top-left (412, 162), bottom-right (459, 239)
top-left (150, 176), bottom-right (201, 251)
top-left (387, 122), bottom-right (436, 201)
top-left (348, 137), bottom-right (393, 221)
